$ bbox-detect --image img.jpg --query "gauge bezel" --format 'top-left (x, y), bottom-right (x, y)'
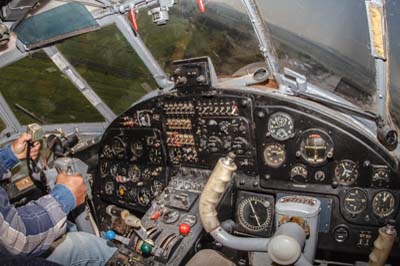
top-left (289, 163), bottom-right (308, 183)
top-left (372, 190), bottom-right (396, 218)
top-left (263, 142), bottom-right (286, 168)
top-left (298, 129), bottom-right (334, 166)
top-left (267, 112), bottom-right (295, 141)
top-left (99, 160), bottom-right (109, 178)
top-left (111, 136), bottom-right (126, 159)
top-left (130, 140), bottom-right (144, 159)
top-left (237, 196), bottom-right (273, 232)
top-left (334, 160), bottom-right (359, 186)
top-left (343, 188), bottom-right (368, 215)
top-left (128, 164), bottom-right (141, 182)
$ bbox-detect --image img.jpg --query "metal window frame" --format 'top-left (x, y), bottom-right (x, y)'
top-left (0, 2), bottom-right (174, 140)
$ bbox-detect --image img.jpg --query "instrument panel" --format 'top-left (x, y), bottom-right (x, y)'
top-left (94, 86), bottom-right (400, 258)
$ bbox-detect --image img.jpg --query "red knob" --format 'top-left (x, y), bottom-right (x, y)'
top-left (179, 223), bottom-right (191, 236)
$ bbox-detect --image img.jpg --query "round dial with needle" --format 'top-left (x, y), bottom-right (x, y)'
top-left (335, 160), bottom-right (359, 185)
top-left (372, 191), bottom-right (396, 218)
top-left (237, 196), bottom-right (272, 232)
top-left (343, 188), bottom-right (367, 215)
top-left (263, 143), bottom-right (286, 168)
top-left (268, 112), bottom-right (295, 141)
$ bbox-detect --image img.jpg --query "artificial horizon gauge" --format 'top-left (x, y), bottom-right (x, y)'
top-left (111, 136), bottom-right (126, 159)
top-left (130, 141), bottom-right (144, 160)
top-left (343, 188), bottom-right (367, 215)
top-left (372, 191), bottom-right (396, 218)
top-left (237, 196), bottom-right (272, 232)
top-left (263, 143), bottom-right (286, 168)
top-left (267, 112), bottom-right (295, 141)
top-left (335, 160), bottom-right (359, 186)
top-left (298, 129), bottom-right (333, 166)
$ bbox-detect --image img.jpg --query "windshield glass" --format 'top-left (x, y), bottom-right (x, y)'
top-left (255, 0), bottom-right (377, 114)
top-left (0, 51), bottom-right (104, 125)
top-left (137, 0), bottom-right (263, 76)
top-left (138, 0), bottom-right (399, 124)
top-left (0, 119), bottom-right (4, 133)
top-left (58, 25), bottom-right (157, 115)
top-left (257, 0), bottom-right (400, 124)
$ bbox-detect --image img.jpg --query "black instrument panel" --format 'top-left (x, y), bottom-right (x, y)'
top-left (94, 87), bottom-right (400, 258)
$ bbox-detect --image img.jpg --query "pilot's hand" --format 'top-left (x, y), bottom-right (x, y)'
top-left (11, 133), bottom-right (41, 160)
top-left (56, 172), bottom-right (87, 207)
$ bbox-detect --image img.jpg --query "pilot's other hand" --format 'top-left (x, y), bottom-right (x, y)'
top-left (56, 172), bottom-right (87, 207)
top-left (11, 133), bottom-right (41, 160)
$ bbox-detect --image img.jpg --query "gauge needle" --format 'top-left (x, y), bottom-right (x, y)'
top-left (249, 201), bottom-right (261, 227)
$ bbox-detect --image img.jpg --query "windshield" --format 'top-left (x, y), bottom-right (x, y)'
top-left (138, 0), bottom-right (399, 125)
top-left (0, 51), bottom-right (104, 125)
top-left (137, 0), bottom-right (263, 76)
top-left (256, 0), bottom-right (400, 124)
top-left (58, 25), bottom-right (157, 115)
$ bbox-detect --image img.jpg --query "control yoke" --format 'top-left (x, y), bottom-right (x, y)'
top-left (199, 152), bottom-right (320, 266)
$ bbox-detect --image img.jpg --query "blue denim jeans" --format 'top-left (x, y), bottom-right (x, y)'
top-left (45, 232), bottom-right (117, 266)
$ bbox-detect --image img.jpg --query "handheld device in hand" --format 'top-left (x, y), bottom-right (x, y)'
top-left (26, 123), bottom-right (44, 143)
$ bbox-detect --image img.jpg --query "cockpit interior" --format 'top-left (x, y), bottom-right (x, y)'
top-left (0, 0), bottom-right (399, 266)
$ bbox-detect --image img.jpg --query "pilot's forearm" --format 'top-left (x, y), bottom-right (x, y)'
top-left (0, 145), bottom-right (19, 179)
top-left (0, 184), bottom-right (75, 256)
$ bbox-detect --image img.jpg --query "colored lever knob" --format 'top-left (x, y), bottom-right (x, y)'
top-left (140, 242), bottom-right (153, 256)
top-left (105, 230), bottom-right (116, 240)
top-left (179, 223), bottom-right (191, 236)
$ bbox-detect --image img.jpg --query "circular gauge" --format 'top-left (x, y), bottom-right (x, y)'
top-left (263, 143), bottom-right (286, 168)
top-left (335, 160), bottom-right (359, 186)
top-left (343, 188), bottom-right (368, 215)
top-left (102, 144), bottom-right (113, 159)
top-left (104, 182), bottom-right (114, 195)
top-left (110, 163), bottom-right (119, 176)
top-left (128, 188), bottom-right (138, 201)
top-left (128, 165), bottom-right (141, 182)
top-left (141, 168), bottom-right (152, 181)
top-left (238, 196), bottom-right (272, 232)
top-left (117, 184), bottom-right (127, 197)
top-left (149, 148), bottom-right (161, 165)
top-left (268, 112), bottom-right (295, 141)
top-left (372, 168), bottom-right (390, 187)
top-left (112, 137), bottom-right (126, 159)
top-left (372, 191), bottom-right (396, 218)
top-left (298, 129), bottom-right (333, 166)
top-left (138, 187), bottom-right (152, 206)
top-left (99, 161), bottom-right (109, 178)
top-left (130, 141), bottom-right (144, 160)
top-left (314, 170), bottom-right (326, 182)
top-left (290, 164), bottom-right (308, 183)
top-left (151, 180), bottom-right (164, 195)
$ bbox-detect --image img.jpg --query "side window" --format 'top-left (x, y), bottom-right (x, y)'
top-left (58, 25), bottom-right (157, 116)
top-left (0, 119), bottom-right (5, 133)
top-left (0, 51), bottom-right (104, 125)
